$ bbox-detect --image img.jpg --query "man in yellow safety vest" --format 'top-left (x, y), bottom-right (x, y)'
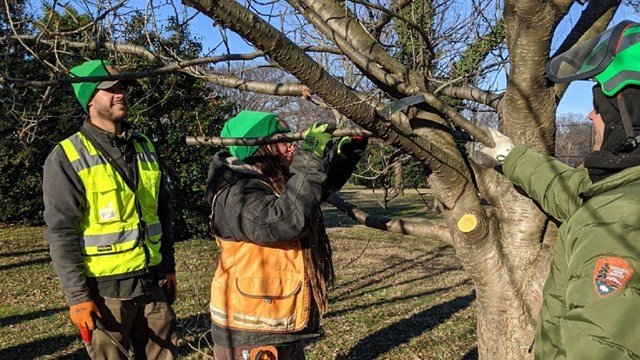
top-left (43, 59), bottom-right (177, 359)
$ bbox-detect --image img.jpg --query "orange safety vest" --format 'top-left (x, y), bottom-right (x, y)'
top-left (209, 235), bottom-right (311, 332)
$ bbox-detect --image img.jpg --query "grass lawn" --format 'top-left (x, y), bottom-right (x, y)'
top-left (0, 189), bottom-right (476, 359)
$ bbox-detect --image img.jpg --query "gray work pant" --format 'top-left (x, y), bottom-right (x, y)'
top-left (86, 286), bottom-right (177, 360)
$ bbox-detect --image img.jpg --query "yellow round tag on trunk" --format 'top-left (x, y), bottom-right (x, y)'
top-left (457, 214), bottom-right (478, 233)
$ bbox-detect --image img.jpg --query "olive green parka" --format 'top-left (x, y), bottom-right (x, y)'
top-left (503, 146), bottom-right (640, 360)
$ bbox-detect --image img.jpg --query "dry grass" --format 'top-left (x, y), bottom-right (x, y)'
top-left (0, 189), bottom-right (476, 359)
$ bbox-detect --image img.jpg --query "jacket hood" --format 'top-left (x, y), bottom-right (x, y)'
top-left (592, 84), bottom-right (640, 153)
top-left (205, 151), bottom-right (263, 205)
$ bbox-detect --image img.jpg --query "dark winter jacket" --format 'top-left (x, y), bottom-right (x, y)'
top-left (503, 146), bottom-right (640, 359)
top-left (43, 121), bottom-right (175, 305)
top-left (205, 147), bottom-right (359, 348)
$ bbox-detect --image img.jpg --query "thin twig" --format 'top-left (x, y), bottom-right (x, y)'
top-left (339, 233), bottom-right (373, 271)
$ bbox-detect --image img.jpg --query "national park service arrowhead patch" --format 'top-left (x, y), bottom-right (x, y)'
top-left (593, 257), bottom-right (634, 297)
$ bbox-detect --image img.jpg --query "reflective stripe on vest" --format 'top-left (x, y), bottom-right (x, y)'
top-left (59, 131), bottom-right (163, 277)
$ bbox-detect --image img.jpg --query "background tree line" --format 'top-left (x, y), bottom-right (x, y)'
top-left (0, 2), bottom-right (234, 239)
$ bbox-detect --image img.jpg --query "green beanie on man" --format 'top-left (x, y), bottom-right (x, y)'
top-left (69, 59), bottom-right (122, 113)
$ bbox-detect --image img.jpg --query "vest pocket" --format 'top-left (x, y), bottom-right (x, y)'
top-left (233, 277), bottom-right (302, 331)
top-left (90, 175), bottom-right (122, 224)
top-left (236, 277), bottom-right (302, 300)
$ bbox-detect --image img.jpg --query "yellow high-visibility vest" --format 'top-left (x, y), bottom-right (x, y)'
top-left (59, 131), bottom-right (163, 278)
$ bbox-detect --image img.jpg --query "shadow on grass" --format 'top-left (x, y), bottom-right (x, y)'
top-left (323, 204), bottom-right (440, 229)
top-left (0, 311), bottom-right (213, 359)
top-left (332, 267), bottom-right (465, 305)
top-left (0, 334), bottom-right (86, 359)
top-left (176, 311), bottom-right (215, 357)
top-left (0, 307), bottom-right (66, 327)
top-left (333, 245), bottom-right (453, 294)
top-left (326, 279), bottom-right (472, 319)
top-left (322, 207), bottom-right (358, 228)
top-left (0, 248), bottom-right (48, 258)
top-left (334, 293), bottom-right (476, 360)
top-left (0, 257), bottom-right (50, 272)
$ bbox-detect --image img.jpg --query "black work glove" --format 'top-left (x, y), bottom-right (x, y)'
top-left (164, 273), bottom-right (177, 306)
top-left (322, 136), bottom-right (368, 199)
top-left (323, 135), bottom-right (368, 165)
top-left (336, 135), bottom-right (368, 159)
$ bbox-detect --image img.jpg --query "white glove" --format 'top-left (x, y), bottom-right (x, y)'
top-left (479, 127), bottom-right (514, 163)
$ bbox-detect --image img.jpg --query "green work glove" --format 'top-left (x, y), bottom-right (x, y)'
top-left (302, 123), bottom-right (332, 158)
top-left (336, 135), bottom-right (368, 159)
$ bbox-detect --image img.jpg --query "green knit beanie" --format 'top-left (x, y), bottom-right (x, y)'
top-left (221, 111), bottom-right (290, 160)
top-left (69, 59), bottom-right (119, 113)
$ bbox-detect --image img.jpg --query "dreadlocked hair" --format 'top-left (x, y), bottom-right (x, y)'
top-left (245, 146), bottom-right (288, 193)
top-left (246, 145), bottom-right (335, 315)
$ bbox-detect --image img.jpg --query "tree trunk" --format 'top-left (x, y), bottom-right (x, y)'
top-left (393, 161), bottom-right (404, 196)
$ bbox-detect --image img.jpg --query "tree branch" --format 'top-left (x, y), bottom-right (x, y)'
top-left (184, 67), bottom-right (309, 96)
top-left (0, 36), bottom-right (161, 62)
top-left (0, 36), bottom-right (340, 96)
top-left (288, 0), bottom-right (492, 147)
top-left (368, 0), bottom-right (414, 38)
top-left (56, 0), bottom-right (126, 36)
top-left (327, 194), bottom-right (453, 245)
top-left (350, 0), bottom-right (435, 61)
top-left (437, 85), bottom-right (503, 109)
top-left (551, 0), bottom-right (619, 57)
top-left (185, 0), bottom-right (472, 178)
top-left (185, 126), bottom-right (373, 146)
top-left (550, 0), bottom-right (619, 101)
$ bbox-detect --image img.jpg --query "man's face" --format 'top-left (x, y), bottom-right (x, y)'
top-left (588, 107), bottom-right (605, 151)
top-left (88, 82), bottom-right (128, 123)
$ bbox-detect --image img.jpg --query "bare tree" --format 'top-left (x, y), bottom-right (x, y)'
top-left (3, 0), bottom-right (636, 358)
top-left (555, 113), bottom-right (593, 166)
top-left (353, 140), bottom-right (416, 208)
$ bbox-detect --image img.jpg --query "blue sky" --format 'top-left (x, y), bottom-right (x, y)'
top-left (175, 2), bottom-right (638, 118)
top-left (557, 81), bottom-right (594, 116)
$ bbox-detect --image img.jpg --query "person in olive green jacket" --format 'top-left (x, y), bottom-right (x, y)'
top-left (481, 21), bottom-right (640, 359)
